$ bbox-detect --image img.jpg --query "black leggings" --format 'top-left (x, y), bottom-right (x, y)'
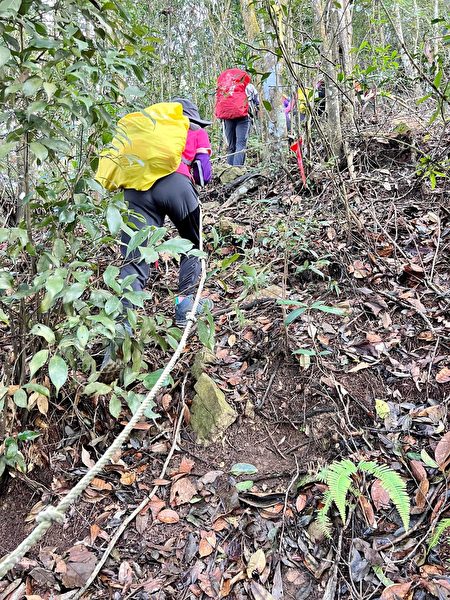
top-left (120, 173), bottom-right (201, 304)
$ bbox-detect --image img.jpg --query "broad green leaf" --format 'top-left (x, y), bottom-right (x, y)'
top-left (77, 325), bottom-right (89, 347)
top-left (45, 273), bottom-right (64, 297)
top-left (52, 238), bottom-right (66, 260)
top-left (123, 85), bottom-right (146, 99)
top-left (142, 369), bottom-right (173, 390)
top-left (0, 269), bottom-right (13, 290)
top-left (236, 480), bottom-right (254, 491)
top-left (84, 381), bottom-right (111, 395)
top-left (0, 0), bottom-right (21, 17)
top-left (105, 295), bottom-right (122, 315)
top-left (23, 77), bottom-right (43, 97)
top-left (106, 205), bottom-right (122, 235)
top-left (17, 430), bottom-right (40, 442)
top-left (29, 349), bottom-right (49, 378)
top-left (0, 141), bottom-right (16, 160)
top-left (421, 449), bottom-right (439, 469)
top-left (157, 238), bottom-right (193, 255)
top-left (23, 382), bottom-right (49, 397)
top-left (103, 265), bottom-right (122, 293)
top-left (0, 45), bottom-right (11, 67)
top-left (310, 302), bottom-right (345, 315)
top-left (63, 283), bottom-right (85, 303)
top-left (30, 323), bottom-right (55, 344)
top-left (109, 394), bottom-right (121, 418)
top-left (230, 463), bottom-right (258, 476)
top-left (126, 227), bottom-right (150, 256)
top-left (285, 307), bottom-right (306, 325)
top-left (5, 438), bottom-right (18, 459)
top-left (433, 69), bottom-right (443, 89)
top-left (13, 388), bottom-right (28, 408)
top-left (30, 142), bottom-right (48, 162)
top-left (40, 137), bottom-right (70, 153)
top-left (48, 355), bottom-right (68, 393)
top-left (293, 348), bottom-right (317, 356)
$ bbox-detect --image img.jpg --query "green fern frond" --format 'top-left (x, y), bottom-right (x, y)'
top-left (296, 473), bottom-right (319, 489)
top-left (428, 518), bottom-right (450, 551)
top-left (358, 460), bottom-right (410, 531)
top-left (316, 489), bottom-right (333, 539)
top-left (317, 466), bottom-right (329, 483)
top-left (326, 459), bottom-right (358, 524)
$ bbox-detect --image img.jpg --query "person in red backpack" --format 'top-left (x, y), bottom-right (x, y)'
top-left (215, 68), bottom-right (259, 166)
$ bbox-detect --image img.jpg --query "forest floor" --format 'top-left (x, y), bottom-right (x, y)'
top-left (0, 108), bottom-right (449, 600)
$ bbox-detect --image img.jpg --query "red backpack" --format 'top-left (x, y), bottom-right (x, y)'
top-left (215, 68), bottom-right (251, 119)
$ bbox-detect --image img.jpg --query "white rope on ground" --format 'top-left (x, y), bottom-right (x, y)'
top-left (0, 206), bottom-right (207, 580)
top-left (72, 376), bottom-right (189, 600)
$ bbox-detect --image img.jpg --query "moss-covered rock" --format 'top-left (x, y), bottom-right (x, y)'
top-left (191, 348), bottom-right (216, 381)
top-left (190, 373), bottom-right (237, 444)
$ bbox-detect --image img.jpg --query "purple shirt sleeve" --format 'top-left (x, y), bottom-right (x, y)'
top-left (193, 152), bottom-right (212, 185)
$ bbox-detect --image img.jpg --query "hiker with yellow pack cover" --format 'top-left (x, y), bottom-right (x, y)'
top-left (96, 99), bottom-right (213, 368)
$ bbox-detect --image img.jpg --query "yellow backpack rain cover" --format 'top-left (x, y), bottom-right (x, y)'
top-left (95, 102), bottom-right (189, 191)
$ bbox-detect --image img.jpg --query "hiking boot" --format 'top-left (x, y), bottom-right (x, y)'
top-left (175, 295), bottom-right (214, 327)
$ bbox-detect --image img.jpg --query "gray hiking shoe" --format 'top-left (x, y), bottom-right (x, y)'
top-left (175, 295), bottom-right (214, 327)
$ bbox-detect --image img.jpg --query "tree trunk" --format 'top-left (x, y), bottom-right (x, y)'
top-left (433, 0), bottom-right (440, 59)
top-left (313, 0), bottom-right (343, 158)
top-left (393, 2), bottom-right (415, 80)
top-left (337, 0), bottom-right (355, 126)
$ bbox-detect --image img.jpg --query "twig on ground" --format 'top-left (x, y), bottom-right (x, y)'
top-left (322, 529), bottom-right (343, 600)
top-left (255, 356), bottom-right (282, 410)
top-left (263, 422), bottom-right (288, 461)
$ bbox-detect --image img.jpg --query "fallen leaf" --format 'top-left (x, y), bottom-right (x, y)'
top-left (81, 447), bottom-right (95, 469)
top-left (247, 548), bottom-right (266, 578)
top-left (435, 431), bottom-right (450, 468)
top-left (219, 578), bottom-right (232, 598)
top-left (36, 394), bottom-right (49, 415)
top-left (148, 496), bottom-right (165, 518)
top-left (170, 477), bottom-right (197, 506)
top-left (212, 517), bottom-right (228, 532)
top-left (415, 478), bottom-right (429, 510)
top-left (228, 334), bottom-right (237, 347)
top-left (120, 471), bottom-right (136, 486)
top-left (271, 562), bottom-right (283, 600)
top-left (350, 260), bottom-right (372, 279)
top-left (61, 546), bottom-right (97, 588)
top-left (359, 495), bottom-right (376, 528)
top-left (90, 478), bottom-right (112, 491)
top-left (157, 509), bottom-right (179, 523)
top-left (90, 524), bottom-right (101, 544)
top-left (118, 561), bottom-right (133, 586)
top-left (371, 480), bottom-right (390, 510)
top-left (375, 399), bottom-right (390, 419)
top-left (150, 441), bottom-right (169, 454)
top-left (295, 494), bottom-right (307, 512)
top-left (136, 513), bottom-right (149, 534)
top-left (161, 393), bottom-right (172, 411)
top-left (250, 581), bottom-right (275, 600)
top-left (380, 581), bottom-right (412, 600)
top-left (410, 460), bottom-right (427, 482)
top-left (436, 367), bottom-right (450, 384)
top-left (174, 456), bottom-right (195, 476)
top-left (199, 538), bottom-right (214, 558)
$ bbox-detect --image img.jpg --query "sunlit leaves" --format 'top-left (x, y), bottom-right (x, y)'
top-left (48, 355), bottom-right (68, 393)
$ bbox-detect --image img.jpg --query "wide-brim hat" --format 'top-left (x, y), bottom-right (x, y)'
top-left (171, 97), bottom-right (212, 127)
